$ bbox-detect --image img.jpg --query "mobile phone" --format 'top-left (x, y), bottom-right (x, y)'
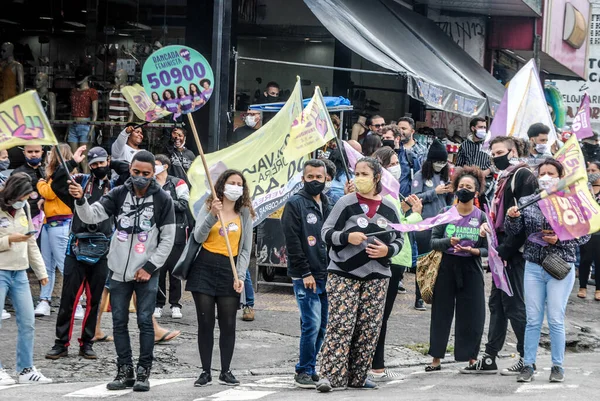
top-left (25, 230), bottom-right (38, 236)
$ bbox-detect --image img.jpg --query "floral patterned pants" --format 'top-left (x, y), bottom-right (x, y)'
top-left (318, 273), bottom-right (388, 388)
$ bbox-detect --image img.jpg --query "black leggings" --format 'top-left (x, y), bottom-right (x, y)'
top-left (579, 236), bottom-right (600, 291)
top-left (192, 293), bottom-right (239, 372)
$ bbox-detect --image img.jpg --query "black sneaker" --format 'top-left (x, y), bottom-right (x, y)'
top-left (549, 366), bottom-right (564, 382)
top-left (501, 357), bottom-right (524, 376)
top-left (194, 371), bottom-right (212, 387)
top-left (460, 355), bottom-right (498, 374)
top-left (218, 370), bottom-right (239, 386)
top-left (107, 365), bottom-right (135, 390)
top-left (311, 373), bottom-right (319, 382)
top-left (133, 366), bottom-right (150, 392)
top-left (414, 299), bottom-right (427, 311)
top-left (79, 343), bottom-right (97, 360)
top-left (45, 344), bottom-right (68, 360)
top-left (398, 284), bottom-right (407, 294)
top-left (294, 373), bottom-right (316, 389)
top-left (516, 365), bottom-right (535, 383)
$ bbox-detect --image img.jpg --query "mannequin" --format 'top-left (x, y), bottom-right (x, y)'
top-left (35, 72), bottom-right (56, 120)
top-left (69, 66), bottom-right (98, 172)
top-left (0, 42), bottom-right (24, 102)
top-left (108, 69), bottom-right (133, 123)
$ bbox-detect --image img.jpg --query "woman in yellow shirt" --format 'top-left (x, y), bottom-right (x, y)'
top-left (186, 170), bottom-right (254, 387)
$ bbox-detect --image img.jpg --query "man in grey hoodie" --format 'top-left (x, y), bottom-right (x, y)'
top-left (69, 150), bottom-right (175, 393)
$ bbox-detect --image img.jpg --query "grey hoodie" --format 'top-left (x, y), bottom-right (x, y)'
top-left (75, 177), bottom-right (176, 282)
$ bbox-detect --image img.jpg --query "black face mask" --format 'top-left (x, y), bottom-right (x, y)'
top-left (91, 166), bottom-right (110, 180)
top-left (304, 179), bottom-right (325, 196)
top-left (382, 139), bottom-right (395, 149)
top-left (456, 188), bottom-right (476, 204)
top-left (492, 153), bottom-right (511, 171)
top-left (267, 95), bottom-right (279, 102)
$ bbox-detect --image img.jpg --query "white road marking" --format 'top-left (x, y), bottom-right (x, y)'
top-left (193, 388), bottom-right (276, 401)
top-left (243, 376), bottom-right (294, 389)
top-left (515, 384), bottom-right (579, 393)
top-left (420, 385), bottom-right (435, 391)
top-left (385, 379), bottom-right (405, 385)
top-left (64, 378), bottom-right (186, 398)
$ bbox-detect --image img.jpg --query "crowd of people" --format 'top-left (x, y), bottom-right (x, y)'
top-left (0, 111), bottom-right (597, 393)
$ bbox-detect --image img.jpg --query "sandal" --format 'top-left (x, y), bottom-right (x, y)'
top-left (425, 365), bottom-right (441, 372)
top-left (92, 334), bottom-right (113, 343)
top-left (155, 329), bottom-right (181, 344)
top-left (595, 290), bottom-right (600, 301)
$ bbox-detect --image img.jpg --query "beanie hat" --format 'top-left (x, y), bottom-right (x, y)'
top-left (427, 140), bottom-right (448, 162)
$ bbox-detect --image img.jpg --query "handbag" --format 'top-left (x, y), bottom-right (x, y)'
top-left (172, 233), bottom-right (202, 280)
top-left (416, 250), bottom-right (443, 304)
top-left (541, 253), bottom-right (571, 280)
top-left (71, 233), bottom-right (111, 265)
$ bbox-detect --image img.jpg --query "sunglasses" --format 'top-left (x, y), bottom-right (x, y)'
top-left (372, 124), bottom-right (386, 128)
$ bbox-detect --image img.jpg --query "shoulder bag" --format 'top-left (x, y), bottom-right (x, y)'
top-left (172, 233), bottom-right (201, 280)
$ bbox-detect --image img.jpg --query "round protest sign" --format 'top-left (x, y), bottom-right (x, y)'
top-left (142, 45), bottom-right (214, 115)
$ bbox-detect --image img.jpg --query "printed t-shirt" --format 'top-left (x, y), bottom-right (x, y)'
top-left (443, 207), bottom-right (483, 256)
top-left (202, 216), bottom-right (241, 257)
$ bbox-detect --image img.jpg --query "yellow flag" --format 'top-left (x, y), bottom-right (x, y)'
top-left (188, 78), bottom-right (304, 225)
top-left (121, 84), bottom-right (171, 122)
top-left (284, 86), bottom-right (336, 160)
top-left (0, 91), bottom-right (58, 150)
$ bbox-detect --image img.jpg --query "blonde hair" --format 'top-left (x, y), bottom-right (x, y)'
top-left (46, 144), bottom-right (74, 177)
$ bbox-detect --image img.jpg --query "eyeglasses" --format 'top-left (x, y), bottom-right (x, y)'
top-left (372, 124), bottom-right (386, 128)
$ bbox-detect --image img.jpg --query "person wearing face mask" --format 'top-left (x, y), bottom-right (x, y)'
top-left (525, 123), bottom-right (552, 168)
top-left (411, 140), bottom-right (453, 311)
top-left (281, 159), bottom-right (333, 389)
top-left (581, 131), bottom-right (600, 164)
top-left (426, 167), bottom-right (488, 373)
top-left (12, 145), bottom-right (46, 218)
top-left (185, 170), bottom-right (252, 387)
top-left (69, 150), bottom-right (175, 392)
top-left (317, 157), bottom-right (403, 392)
top-left (152, 155), bottom-right (189, 320)
top-left (0, 149), bottom-right (10, 186)
top-left (506, 159), bottom-right (590, 384)
top-left (464, 136), bottom-right (536, 375)
top-left (165, 127), bottom-right (196, 185)
top-left (0, 173), bottom-right (53, 386)
top-left (578, 164), bottom-right (600, 301)
top-left (455, 117), bottom-right (491, 176)
top-left (370, 147), bottom-right (423, 382)
top-left (233, 109), bottom-right (262, 144)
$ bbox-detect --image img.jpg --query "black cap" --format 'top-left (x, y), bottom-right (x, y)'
top-left (87, 147), bottom-right (108, 165)
top-left (427, 139), bottom-right (448, 162)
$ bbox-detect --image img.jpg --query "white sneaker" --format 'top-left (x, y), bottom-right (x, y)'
top-left (34, 301), bottom-right (51, 317)
top-left (1, 309), bottom-right (10, 320)
top-left (18, 367), bottom-right (52, 384)
top-left (74, 304), bottom-right (85, 320)
top-left (154, 307), bottom-right (163, 318)
top-left (0, 369), bottom-right (16, 386)
top-left (171, 307), bottom-right (182, 319)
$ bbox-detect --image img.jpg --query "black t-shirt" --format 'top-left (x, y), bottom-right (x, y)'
top-left (232, 125), bottom-right (256, 144)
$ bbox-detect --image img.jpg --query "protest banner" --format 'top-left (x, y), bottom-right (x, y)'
top-left (537, 136), bottom-right (600, 240)
top-left (388, 206), bottom-right (460, 232)
top-left (188, 78), bottom-right (305, 226)
top-left (571, 93), bottom-right (594, 140)
top-left (342, 140), bottom-right (400, 199)
top-left (122, 84), bottom-right (171, 122)
top-left (488, 59), bottom-right (557, 146)
top-left (483, 206), bottom-right (513, 296)
top-left (0, 90), bottom-right (58, 150)
top-left (142, 45), bottom-right (214, 117)
top-left (284, 86), bottom-right (336, 160)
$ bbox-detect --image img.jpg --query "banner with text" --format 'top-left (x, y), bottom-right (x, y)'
top-left (122, 84), bottom-right (172, 122)
top-left (572, 93), bottom-right (594, 139)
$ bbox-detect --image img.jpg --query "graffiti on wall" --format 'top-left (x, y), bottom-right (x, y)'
top-left (433, 16), bottom-right (486, 66)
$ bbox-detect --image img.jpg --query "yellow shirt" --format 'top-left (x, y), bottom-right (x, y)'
top-left (202, 216), bottom-right (241, 257)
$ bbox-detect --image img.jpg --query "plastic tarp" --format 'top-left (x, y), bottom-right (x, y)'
top-left (304, 0), bottom-right (504, 117)
top-left (249, 96), bottom-right (351, 112)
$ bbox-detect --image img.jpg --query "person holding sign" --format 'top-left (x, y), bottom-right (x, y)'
top-left (505, 159), bottom-right (590, 384)
top-left (186, 170), bottom-right (253, 387)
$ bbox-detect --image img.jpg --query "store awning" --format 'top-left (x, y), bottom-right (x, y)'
top-left (304, 0), bottom-right (506, 117)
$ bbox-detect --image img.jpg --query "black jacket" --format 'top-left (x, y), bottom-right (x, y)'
top-left (282, 189), bottom-right (332, 280)
top-left (161, 175), bottom-right (190, 245)
top-left (165, 145), bottom-right (195, 186)
top-left (12, 164), bottom-right (45, 216)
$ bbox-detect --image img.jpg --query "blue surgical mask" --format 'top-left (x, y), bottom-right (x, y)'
top-left (11, 200), bottom-right (26, 209)
top-left (131, 176), bottom-right (152, 189)
top-left (26, 157), bottom-right (42, 167)
top-left (0, 159), bottom-right (9, 171)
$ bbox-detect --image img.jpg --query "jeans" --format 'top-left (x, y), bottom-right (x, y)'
top-left (40, 222), bottom-right (70, 301)
top-left (523, 261), bottom-right (575, 368)
top-left (0, 270), bottom-right (35, 372)
top-left (68, 119), bottom-right (91, 143)
top-left (244, 273), bottom-right (254, 307)
top-left (293, 278), bottom-right (328, 375)
top-left (110, 273), bottom-right (159, 368)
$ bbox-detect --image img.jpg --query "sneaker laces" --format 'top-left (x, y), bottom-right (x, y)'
top-left (507, 358), bottom-right (524, 372)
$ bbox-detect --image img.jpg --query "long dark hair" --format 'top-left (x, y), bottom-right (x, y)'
top-left (328, 148), bottom-right (347, 180)
top-left (362, 135), bottom-right (382, 157)
top-left (162, 89), bottom-right (175, 100)
top-left (372, 146), bottom-right (396, 168)
top-left (0, 173), bottom-right (33, 211)
top-left (356, 157), bottom-right (383, 195)
top-left (189, 83), bottom-right (199, 96)
top-left (176, 86), bottom-right (187, 98)
top-left (421, 159), bottom-right (449, 182)
top-left (205, 169), bottom-right (256, 218)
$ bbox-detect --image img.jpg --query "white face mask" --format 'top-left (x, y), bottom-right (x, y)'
top-left (475, 129), bottom-right (487, 139)
top-left (387, 164), bottom-right (401, 180)
top-left (433, 162), bottom-right (447, 172)
top-left (224, 184), bottom-right (244, 201)
top-left (535, 143), bottom-right (549, 154)
top-left (11, 200), bottom-right (26, 209)
top-left (244, 115), bottom-right (258, 128)
top-left (154, 165), bottom-right (166, 176)
top-left (538, 175), bottom-right (559, 192)
top-left (323, 180), bottom-right (333, 194)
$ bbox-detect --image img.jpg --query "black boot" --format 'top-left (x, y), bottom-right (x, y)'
top-left (45, 344), bottom-right (68, 360)
top-left (133, 366), bottom-right (151, 392)
top-left (79, 343), bottom-right (97, 360)
top-left (107, 365), bottom-right (135, 390)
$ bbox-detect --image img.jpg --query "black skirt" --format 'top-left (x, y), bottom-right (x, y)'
top-left (185, 248), bottom-right (240, 297)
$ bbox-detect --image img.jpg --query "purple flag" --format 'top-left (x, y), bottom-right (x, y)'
top-left (484, 208), bottom-right (513, 296)
top-left (572, 93), bottom-right (594, 140)
top-left (343, 140), bottom-right (400, 199)
top-left (388, 207), bottom-right (460, 232)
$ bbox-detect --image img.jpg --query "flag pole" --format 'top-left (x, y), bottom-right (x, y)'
top-left (186, 114), bottom-right (239, 283)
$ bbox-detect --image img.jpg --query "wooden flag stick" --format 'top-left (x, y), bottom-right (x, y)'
top-left (186, 114), bottom-right (239, 282)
